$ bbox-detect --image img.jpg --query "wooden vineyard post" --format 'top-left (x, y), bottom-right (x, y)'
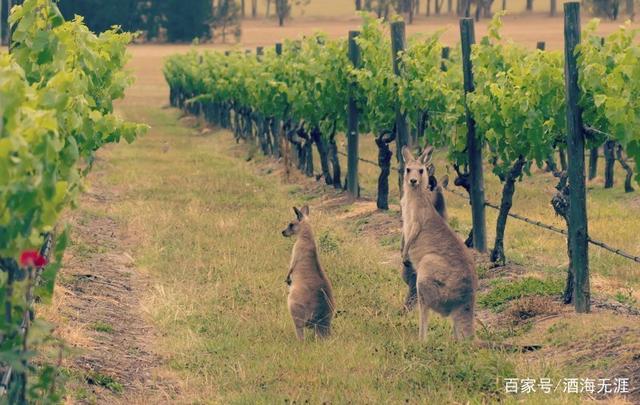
top-left (271, 43), bottom-right (281, 160)
top-left (587, 38), bottom-right (607, 181)
top-left (275, 42), bottom-right (289, 178)
top-left (604, 140), bottom-right (615, 187)
top-left (441, 46), bottom-right (450, 71)
top-left (1, 0), bottom-right (4, 48)
top-left (563, 1), bottom-right (590, 313)
top-left (460, 17), bottom-right (487, 253)
top-left (347, 31), bottom-right (361, 197)
top-left (588, 146), bottom-right (599, 180)
top-left (7, 0), bottom-right (16, 51)
top-left (390, 20), bottom-right (410, 195)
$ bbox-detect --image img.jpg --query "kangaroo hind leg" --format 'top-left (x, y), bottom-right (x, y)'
top-left (401, 261), bottom-right (418, 312)
top-left (289, 303), bottom-right (307, 341)
top-left (417, 284), bottom-right (431, 341)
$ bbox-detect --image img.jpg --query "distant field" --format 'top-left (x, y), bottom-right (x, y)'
top-left (249, 0), bottom-right (604, 18)
top-left (223, 7), bottom-right (640, 50)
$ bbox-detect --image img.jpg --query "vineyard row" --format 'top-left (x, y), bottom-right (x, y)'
top-left (0, 0), bottom-right (145, 401)
top-left (163, 4), bottom-right (640, 314)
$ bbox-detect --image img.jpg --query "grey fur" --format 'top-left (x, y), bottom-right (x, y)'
top-left (400, 147), bottom-right (478, 341)
top-left (282, 206), bottom-right (335, 341)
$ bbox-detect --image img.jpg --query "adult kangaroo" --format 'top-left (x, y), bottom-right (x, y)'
top-left (401, 170), bottom-right (448, 312)
top-left (400, 146), bottom-right (477, 341)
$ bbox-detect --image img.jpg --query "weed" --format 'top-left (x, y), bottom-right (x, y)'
top-left (318, 231), bottom-right (340, 254)
top-left (448, 216), bottom-right (461, 232)
top-left (479, 277), bottom-right (563, 312)
top-left (379, 233), bottom-right (401, 248)
top-left (86, 372), bottom-right (123, 394)
top-left (614, 289), bottom-right (637, 307)
top-left (91, 321), bottom-right (114, 334)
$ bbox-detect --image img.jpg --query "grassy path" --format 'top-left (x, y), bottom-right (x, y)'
top-left (48, 46), bottom-right (639, 403)
top-left (106, 92), bottom-right (640, 403)
top-left (103, 102), bottom-right (522, 403)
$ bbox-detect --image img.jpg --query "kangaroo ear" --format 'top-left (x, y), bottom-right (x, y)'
top-left (293, 207), bottom-right (303, 220)
top-left (441, 174), bottom-right (449, 189)
top-left (301, 205), bottom-right (310, 217)
top-left (401, 146), bottom-right (415, 163)
top-left (419, 146), bottom-right (434, 166)
top-left (428, 175), bottom-right (437, 191)
top-left (427, 163), bottom-right (436, 177)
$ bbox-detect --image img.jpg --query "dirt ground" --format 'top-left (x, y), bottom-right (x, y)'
top-left (192, 13), bottom-right (639, 50)
top-left (39, 162), bottom-right (179, 403)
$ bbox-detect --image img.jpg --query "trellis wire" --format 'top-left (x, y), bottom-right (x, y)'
top-left (339, 150), bottom-right (640, 264)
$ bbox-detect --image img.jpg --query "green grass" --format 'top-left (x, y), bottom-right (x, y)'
top-left (317, 230), bottom-right (341, 254)
top-left (59, 367), bottom-right (122, 399)
top-left (90, 46), bottom-right (640, 401)
top-left (479, 277), bottom-right (564, 312)
top-left (91, 321), bottom-right (114, 334)
top-left (614, 289), bottom-right (638, 307)
top-left (101, 105), bottom-right (539, 403)
top-left (379, 233), bottom-right (402, 248)
top-left (86, 371), bottom-right (124, 394)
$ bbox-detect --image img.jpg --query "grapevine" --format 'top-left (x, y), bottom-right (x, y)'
top-left (1, 0), bottom-right (145, 400)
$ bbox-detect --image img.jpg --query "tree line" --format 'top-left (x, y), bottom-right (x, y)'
top-left (53, 0), bottom-right (311, 41)
top-left (0, 0), bottom-right (245, 43)
top-left (2, 0), bottom-right (633, 45)
top-left (55, 0), bottom-right (239, 42)
top-left (354, 0), bottom-right (634, 21)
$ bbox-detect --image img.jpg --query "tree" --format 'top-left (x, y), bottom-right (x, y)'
top-left (212, 0), bottom-right (241, 43)
top-left (1, 0), bottom-right (5, 45)
top-left (57, 0), bottom-right (144, 33)
top-left (584, 0), bottom-right (620, 18)
top-left (275, 0), bottom-right (309, 26)
top-left (162, 0), bottom-right (212, 42)
top-left (275, 0), bottom-right (289, 25)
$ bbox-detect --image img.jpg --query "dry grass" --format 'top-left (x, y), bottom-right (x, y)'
top-left (97, 105), bottom-right (640, 401)
top-left (38, 186), bottom-right (179, 403)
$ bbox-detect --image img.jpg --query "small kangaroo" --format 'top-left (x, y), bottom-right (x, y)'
top-left (428, 169), bottom-right (449, 221)
top-left (400, 146), bottom-right (477, 341)
top-left (282, 206), bottom-right (335, 341)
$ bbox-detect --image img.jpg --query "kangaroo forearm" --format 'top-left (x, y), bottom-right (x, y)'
top-left (402, 226), bottom-right (420, 259)
top-left (286, 260), bottom-right (296, 284)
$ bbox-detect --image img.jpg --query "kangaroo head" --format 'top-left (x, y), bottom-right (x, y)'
top-left (282, 205), bottom-right (309, 237)
top-left (402, 146), bottom-right (434, 190)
